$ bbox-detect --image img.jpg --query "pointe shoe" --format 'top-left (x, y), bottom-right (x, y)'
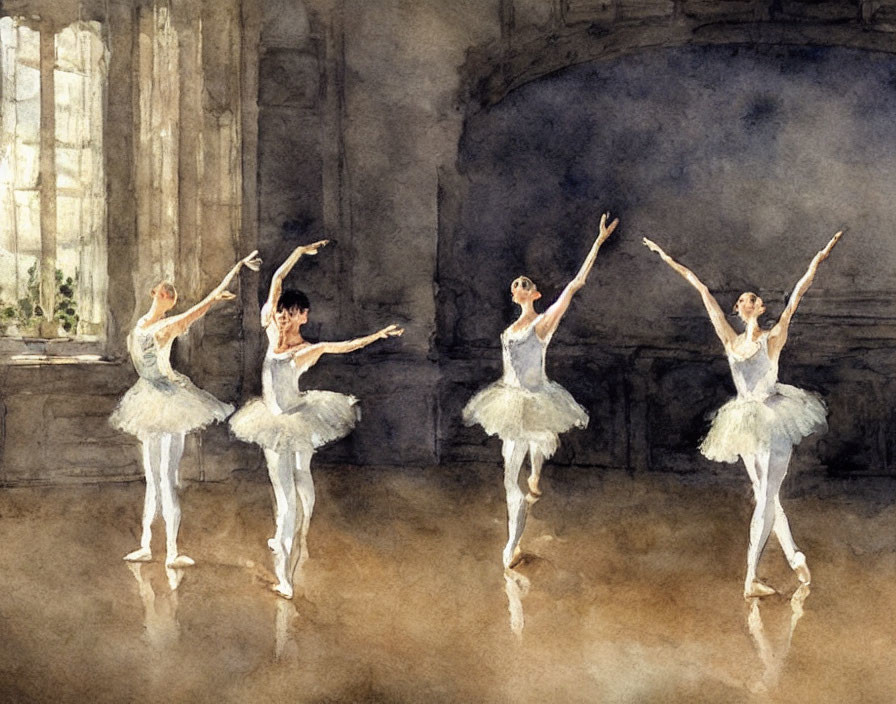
top-left (793, 553), bottom-right (811, 585)
top-left (165, 554), bottom-right (195, 568)
top-left (273, 581), bottom-right (294, 600)
top-left (503, 545), bottom-right (523, 569)
top-left (124, 547), bottom-right (152, 562)
top-left (526, 477), bottom-right (542, 499)
top-left (744, 579), bottom-right (776, 599)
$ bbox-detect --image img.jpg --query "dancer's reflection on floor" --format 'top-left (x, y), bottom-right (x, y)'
top-left (503, 568), bottom-right (531, 639)
top-left (127, 562), bottom-right (184, 650)
top-left (274, 598), bottom-right (300, 661)
top-left (746, 584), bottom-right (810, 694)
top-left (274, 560), bottom-right (305, 660)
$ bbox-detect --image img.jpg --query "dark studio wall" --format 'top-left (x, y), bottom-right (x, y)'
top-left (246, 0), bottom-right (501, 470)
top-left (5, 0), bottom-right (896, 482)
top-left (439, 43), bottom-right (896, 477)
top-left (252, 0), bottom-right (896, 479)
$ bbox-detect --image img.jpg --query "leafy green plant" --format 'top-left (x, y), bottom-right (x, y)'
top-left (54, 269), bottom-right (79, 333)
top-left (0, 264), bottom-right (79, 336)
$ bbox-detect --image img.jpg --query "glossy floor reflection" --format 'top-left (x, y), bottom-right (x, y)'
top-left (0, 465), bottom-right (894, 702)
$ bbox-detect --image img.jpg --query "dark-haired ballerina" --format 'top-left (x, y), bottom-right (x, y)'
top-left (111, 251), bottom-right (261, 567)
top-left (643, 231), bottom-right (842, 597)
top-left (230, 240), bottom-right (403, 599)
top-left (463, 213), bottom-right (619, 568)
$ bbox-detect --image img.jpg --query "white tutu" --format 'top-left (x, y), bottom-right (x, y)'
top-left (230, 391), bottom-right (360, 453)
top-left (110, 375), bottom-right (234, 439)
top-left (462, 381), bottom-right (589, 458)
top-left (700, 383), bottom-right (827, 463)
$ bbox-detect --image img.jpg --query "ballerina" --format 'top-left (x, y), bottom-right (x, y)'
top-left (463, 213), bottom-right (619, 569)
top-left (230, 239), bottom-right (403, 599)
top-left (111, 251), bottom-right (261, 567)
top-left (643, 231), bottom-right (842, 597)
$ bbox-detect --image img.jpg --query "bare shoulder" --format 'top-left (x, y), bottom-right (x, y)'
top-left (291, 342), bottom-right (325, 367)
top-left (533, 313), bottom-right (553, 341)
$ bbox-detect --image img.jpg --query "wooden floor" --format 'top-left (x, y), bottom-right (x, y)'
top-left (0, 463), bottom-right (894, 703)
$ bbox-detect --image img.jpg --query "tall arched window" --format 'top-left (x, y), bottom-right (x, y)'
top-left (0, 17), bottom-right (107, 347)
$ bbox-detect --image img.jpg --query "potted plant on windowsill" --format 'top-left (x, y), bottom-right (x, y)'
top-left (0, 266), bottom-right (78, 340)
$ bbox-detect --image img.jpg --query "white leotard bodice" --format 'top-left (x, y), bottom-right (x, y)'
top-left (128, 317), bottom-right (178, 386)
top-left (501, 316), bottom-right (550, 391)
top-left (262, 352), bottom-right (308, 415)
top-left (726, 333), bottom-right (778, 401)
top-left (261, 319), bottom-right (316, 414)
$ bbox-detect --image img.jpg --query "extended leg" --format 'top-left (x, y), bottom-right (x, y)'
top-left (742, 453), bottom-right (759, 500)
top-left (744, 444), bottom-right (777, 598)
top-left (502, 440), bottom-right (530, 568)
top-left (294, 450), bottom-right (315, 570)
top-left (160, 433), bottom-right (193, 568)
top-left (526, 443), bottom-right (545, 503)
top-left (124, 436), bottom-right (161, 562)
top-left (767, 439), bottom-right (810, 584)
top-left (264, 449), bottom-right (297, 599)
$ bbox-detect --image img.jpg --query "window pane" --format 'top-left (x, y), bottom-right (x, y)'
top-left (53, 69), bottom-right (86, 147)
top-left (15, 23), bottom-right (39, 64)
top-left (14, 62), bottom-right (40, 147)
top-left (14, 143), bottom-right (39, 188)
top-left (56, 146), bottom-right (82, 191)
top-left (12, 189), bottom-right (40, 303)
top-left (0, 18), bottom-right (42, 335)
top-left (55, 22), bottom-right (107, 339)
top-left (54, 22), bottom-right (83, 73)
top-left (0, 18), bottom-right (107, 341)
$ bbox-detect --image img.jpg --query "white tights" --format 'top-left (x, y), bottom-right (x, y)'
top-left (741, 435), bottom-right (805, 589)
top-left (264, 448), bottom-right (315, 598)
top-left (130, 432), bottom-right (188, 566)
top-left (501, 440), bottom-right (545, 568)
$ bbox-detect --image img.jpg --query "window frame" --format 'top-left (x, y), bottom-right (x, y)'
top-left (0, 16), bottom-right (108, 359)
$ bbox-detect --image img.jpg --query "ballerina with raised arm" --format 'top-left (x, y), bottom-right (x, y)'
top-left (230, 239), bottom-right (403, 599)
top-left (111, 250), bottom-right (262, 567)
top-left (643, 230), bottom-right (843, 598)
top-left (463, 213), bottom-right (619, 569)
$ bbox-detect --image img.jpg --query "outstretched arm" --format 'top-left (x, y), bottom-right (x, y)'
top-left (290, 325), bottom-right (404, 368)
top-left (642, 237), bottom-right (738, 348)
top-left (261, 239), bottom-right (330, 328)
top-left (768, 230), bottom-right (843, 355)
top-left (156, 250), bottom-right (261, 346)
top-left (535, 212), bottom-right (619, 340)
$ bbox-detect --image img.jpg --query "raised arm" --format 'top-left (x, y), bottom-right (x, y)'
top-left (535, 212), bottom-right (619, 340)
top-left (261, 239), bottom-right (330, 328)
top-left (642, 237), bottom-right (738, 348)
top-left (768, 230), bottom-right (843, 356)
top-left (290, 325), bottom-right (404, 369)
top-left (156, 250), bottom-right (261, 346)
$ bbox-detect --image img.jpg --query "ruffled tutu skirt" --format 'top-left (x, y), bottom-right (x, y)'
top-left (700, 383), bottom-right (827, 463)
top-left (110, 375), bottom-right (234, 439)
top-left (462, 381), bottom-right (588, 458)
top-left (229, 391), bottom-right (360, 453)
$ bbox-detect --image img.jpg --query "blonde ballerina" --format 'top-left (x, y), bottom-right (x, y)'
top-left (643, 230), bottom-right (842, 597)
top-left (463, 213), bottom-right (619, 568)
top-left (112, 251), bottom-right (261, 567)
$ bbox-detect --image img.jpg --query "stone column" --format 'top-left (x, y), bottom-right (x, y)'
top-left (38, 22), bottom-right (57, 337)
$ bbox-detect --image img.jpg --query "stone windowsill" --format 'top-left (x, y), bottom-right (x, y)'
top-left (1, 354), bottom-right (116, 366)
top-left (0, 336), bottom-right (115, 365)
